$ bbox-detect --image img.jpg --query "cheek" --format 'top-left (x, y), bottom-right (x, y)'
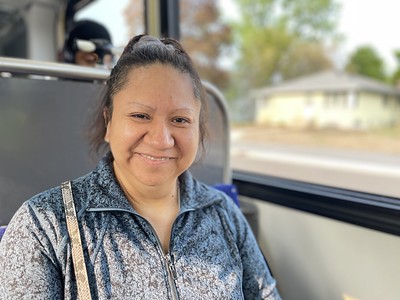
top-left (106, 121), bottom-right (143, 149)
top-left (185, 128), bottom-right (200, 153)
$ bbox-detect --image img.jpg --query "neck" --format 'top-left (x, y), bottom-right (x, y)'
top-left (117, 176), bottom-right (179, 212)
top-left (113, 168), bottom-right (181, 254)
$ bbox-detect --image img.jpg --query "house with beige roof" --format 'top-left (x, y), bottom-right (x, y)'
top-left (252, 70), bottom-right (400, 129)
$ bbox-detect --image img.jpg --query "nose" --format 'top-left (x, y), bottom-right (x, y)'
top-left (144, 120), bottom-right (174, 149)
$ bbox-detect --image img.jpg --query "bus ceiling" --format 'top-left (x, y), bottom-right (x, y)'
top-left (0, 0), bottom-right (75, 61)
top-left (0, 0), bottom-right (181, 62)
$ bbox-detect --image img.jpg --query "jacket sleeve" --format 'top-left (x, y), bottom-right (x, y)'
top-left (223, 195), bottom-right (282, 300)
top-left (0, 202), bottom-right (64, 299)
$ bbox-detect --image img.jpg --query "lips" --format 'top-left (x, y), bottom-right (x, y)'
top-left (137, 153), bottom-right (174, 161)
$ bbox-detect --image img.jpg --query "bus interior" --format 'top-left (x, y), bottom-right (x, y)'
top-left (0, 1), bottom-right (399, 299)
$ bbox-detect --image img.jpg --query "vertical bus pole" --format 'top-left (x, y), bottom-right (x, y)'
top-left (144, 0), bottom-right (180, 40)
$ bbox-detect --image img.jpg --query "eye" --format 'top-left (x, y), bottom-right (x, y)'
top-left (131, 113), bottom-right (150, 120)
top-left (172, 117), bottom-right (191, 124)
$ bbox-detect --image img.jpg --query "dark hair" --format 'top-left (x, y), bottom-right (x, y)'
top-left (88, 34), bottom-right (208, 158)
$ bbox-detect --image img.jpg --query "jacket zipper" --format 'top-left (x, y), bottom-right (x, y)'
top-left (135, 209), bottom-right (194, 300)
top-left (165, 253), bottom-right (179, 300)
top-left (144, 220), bottom-right (181, 300)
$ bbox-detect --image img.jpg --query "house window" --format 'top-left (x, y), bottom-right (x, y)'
top-left (382, 95), bottom-right (389, 107)
top-left (262, 97), bottom-right (270, 109)
top-left (347, 92), bottom-right (358, 109)
top-left (324, 92), bottom-right (346, 108)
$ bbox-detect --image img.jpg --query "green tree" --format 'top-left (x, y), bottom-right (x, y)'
top-left (281, 0), bottom-right (340, 41)
top-left (180, 0), bottom-right (232, 89)
top-left (280, 41), bottom-right (333, 80)
top-left (345, 46), bottom-right (386, 81)
top-left (230, 0), bottom-right (340, 95)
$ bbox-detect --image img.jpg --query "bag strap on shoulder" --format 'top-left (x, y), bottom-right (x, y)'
top-left (61, 181), bottom-right (92, 300)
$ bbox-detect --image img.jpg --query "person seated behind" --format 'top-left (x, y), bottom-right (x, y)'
top-left (63, 19), bottom-right (113, 67)
top-left (0, 34), bottom-right (281, 299)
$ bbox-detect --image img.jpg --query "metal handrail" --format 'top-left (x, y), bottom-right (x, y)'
top-left (0, 57), bottom-right (110, 80)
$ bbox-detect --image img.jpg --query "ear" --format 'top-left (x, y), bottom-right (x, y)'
top-left (103, 108), bottom-right (110, 143)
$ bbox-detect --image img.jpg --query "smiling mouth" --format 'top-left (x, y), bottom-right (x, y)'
top-left (139, 153), bottom-right (173, 161)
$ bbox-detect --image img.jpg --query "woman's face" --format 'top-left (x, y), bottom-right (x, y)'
top-left (105, 63), bottom-right (201, 188)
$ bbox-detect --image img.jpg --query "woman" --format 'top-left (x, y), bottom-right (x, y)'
top-left (0, 35), bottom-right (281, 299)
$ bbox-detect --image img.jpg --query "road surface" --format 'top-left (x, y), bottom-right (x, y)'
top-left (231, 141), bottom-right (400, 198)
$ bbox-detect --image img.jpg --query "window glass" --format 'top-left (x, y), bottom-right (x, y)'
top-left (213, 0), bottom-right (400, 198)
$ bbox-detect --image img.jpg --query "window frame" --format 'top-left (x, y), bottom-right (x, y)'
top-left (233, 169), bottom-right (400, 237)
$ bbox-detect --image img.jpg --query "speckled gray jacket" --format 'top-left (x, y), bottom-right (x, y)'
top-left (0, 155), bottom-right (280, 299)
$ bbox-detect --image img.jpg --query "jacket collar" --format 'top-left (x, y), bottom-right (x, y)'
top-left (85, 154), bottom-right (135, 213)
top-left (84, 154), bottom-right (222, 213)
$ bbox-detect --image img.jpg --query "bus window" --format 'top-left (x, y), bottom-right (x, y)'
top-left (73, 0), bottom-right (400, 198)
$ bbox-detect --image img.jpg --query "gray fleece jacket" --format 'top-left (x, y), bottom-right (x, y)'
top-left (0, 155), bottom-right (281, 299)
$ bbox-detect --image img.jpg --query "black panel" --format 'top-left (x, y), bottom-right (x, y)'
top-left (160, 0), bottom-right (180, 39)
top-left (0, 76), bottom-right (100, 224)
top-left (233, 170), bottom-right (400, 236)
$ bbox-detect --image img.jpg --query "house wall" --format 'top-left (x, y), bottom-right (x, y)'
top-left (314, 91), bottom-right (354, 129)
top-left (256, 93), bottom-right (310, 128)
top-left (356, 92), bottom-right (400, 128)
top-left (255, 91), bottom-right (400, 129)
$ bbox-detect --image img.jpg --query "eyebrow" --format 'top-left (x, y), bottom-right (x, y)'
top-left (127, 101), bottom-right (197, 113)
top-left (127, 101), bottom-right (154, 110)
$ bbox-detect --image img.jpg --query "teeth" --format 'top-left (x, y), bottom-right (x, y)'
top-left (141, 154), bottom-right (169, 161)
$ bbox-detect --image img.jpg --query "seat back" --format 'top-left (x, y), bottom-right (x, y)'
top-left (0, 57), bottom-right (231, 225)
top-left (0, 226), bottom-right (6, 241)
top-left (213, 184), bottom-right (239, 207)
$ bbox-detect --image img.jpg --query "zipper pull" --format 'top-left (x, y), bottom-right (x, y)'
top-left (165, 254), bottom-right (178, 280)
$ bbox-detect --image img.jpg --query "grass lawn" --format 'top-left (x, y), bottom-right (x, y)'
top-left (232, 124), bottom-right (400, 156)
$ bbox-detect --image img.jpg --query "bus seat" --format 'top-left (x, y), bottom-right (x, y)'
top-left (0, 225), bottom-right (6, 241)
top-left (213, 184), bottom-right (240, 207)
top-left (0, 57), bottom-right (231, 225)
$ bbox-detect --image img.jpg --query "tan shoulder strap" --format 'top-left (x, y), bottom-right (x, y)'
top-left (61, 181), bottom-right (92, 300)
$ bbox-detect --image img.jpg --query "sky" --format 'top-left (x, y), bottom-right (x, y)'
top-left (336, 0), bottom-right (400, 72)
top-left (77, 0), bottom-right (400, 72)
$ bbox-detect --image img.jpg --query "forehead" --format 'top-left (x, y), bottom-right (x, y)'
top-left (127, 63), bottom-right (190, 82)
top-left (114, 63), bottom-right (200, 109)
